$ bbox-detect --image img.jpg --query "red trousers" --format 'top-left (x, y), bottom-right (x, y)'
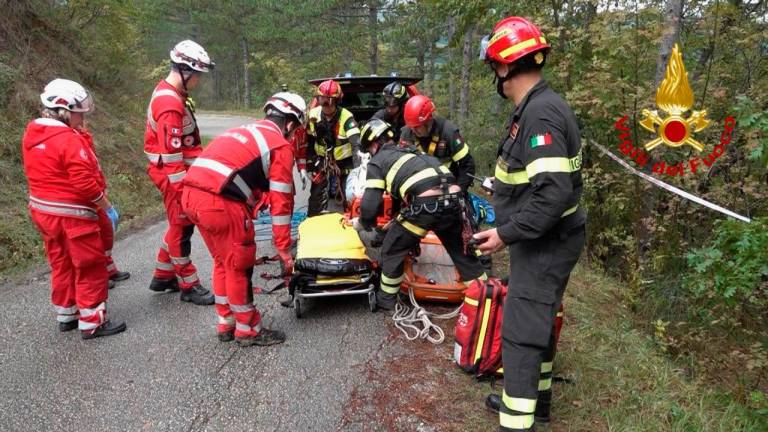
top-left (96, 208), bottom-right (119, 276)
top-left (30, 209), bottom-right (109, 331)
top-left (147, 165), bottom-right (199, 289)
top-left (182, 187), bottom-right (262, 338)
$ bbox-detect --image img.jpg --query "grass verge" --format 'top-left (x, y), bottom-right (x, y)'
top-left (342, 253), bottom-right (767, 431)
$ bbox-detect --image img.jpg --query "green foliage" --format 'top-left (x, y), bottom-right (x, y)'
top-left (684, 217), bottom-right (768, 308)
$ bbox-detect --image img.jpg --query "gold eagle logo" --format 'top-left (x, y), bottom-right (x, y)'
top-left (639, 44), bottom-right (711, 151)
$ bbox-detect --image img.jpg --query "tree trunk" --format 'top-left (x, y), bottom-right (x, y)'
top-left (368, 1), bottom-right (378, 75)
top-left (426, 42), bottom-right (435, 96)
top-left (242, 36), bottom-right (251, 108)
top-left (459, 23), bottom-right (475, 124)
top-left (654, 0), bottom-right (683, 85)
top-left (447, 16), bottom-right (457, 118)
top-left (637, 0), bottom-right (683, 274)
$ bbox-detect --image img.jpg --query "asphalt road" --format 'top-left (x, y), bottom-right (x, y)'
top-left (0, 114), bottom-right (391, 431)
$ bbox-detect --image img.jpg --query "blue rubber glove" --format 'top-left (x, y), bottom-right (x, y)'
top-left (106, 206), bottom-right (119, 232)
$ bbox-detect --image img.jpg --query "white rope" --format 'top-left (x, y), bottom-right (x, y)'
top-left (392, 286), bottom-right (462, 345)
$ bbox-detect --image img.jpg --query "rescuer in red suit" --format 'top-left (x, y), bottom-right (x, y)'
top-left (143, 40), bottom-right (215, 305)
top-left (182, 92), bottom-right (306, 347)
top-left (22, 78), bottom-right (126, 339)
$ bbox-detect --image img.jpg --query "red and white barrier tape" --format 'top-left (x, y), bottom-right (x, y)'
top-left (589, 140), bottom-right (751, 223)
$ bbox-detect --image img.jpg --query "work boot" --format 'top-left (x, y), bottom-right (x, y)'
top-left (486, 392), bottom-right (551, 423)
top-left (179, 284), bottom-right (214, 305)
top-left (236, 328), bottom-right (286, 347)
top-left (108, 280), bottom-right (116, 290)
top-left (534, 390), bottom-right (552, 423)
top-left (218, 330), bottom-right (234, 342)
top-left (376, 291), bottom-right (397, 311)
top-left (486, 393), bottom-right (501, 413)
top-left (148, 277), bottom-right (180, 292)
top-left (81, 320), bottom-right (127, 340)
top-left (109, 271), bottom-right (131, 282)
top-left (58, 321), bottom-right (78, 332)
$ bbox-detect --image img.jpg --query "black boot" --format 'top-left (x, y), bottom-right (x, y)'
top-left (218, 330), bottom-right (234, 342)
top-left (149, 277), bottom-right (180, 292)
top-left (236, 328), bottom-right (286, 347)
top-left (534, 390), bottom-right (551, 423)
top-left (81, 320), bottom-right (127, 340)
top-left (486, 393), bottom-right (501, 413)
top-left (108, 280), bottom-right (116, 290)
top-left (486, 392), bottom-right (551, 423)
top-left (179, 284), bottom-right (214, 305)
top-left (376, 291), bottom-right (397, 311)
top-left (109, 271), bottom-right (131, 282)
top-left (58, 321), bottom-right (78, 332)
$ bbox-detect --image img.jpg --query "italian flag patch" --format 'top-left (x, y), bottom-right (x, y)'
top-left (530, 133), bottom-right (552, 148)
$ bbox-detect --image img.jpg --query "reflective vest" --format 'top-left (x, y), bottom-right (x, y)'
top-left (307, 106), bottom-right (360, 162)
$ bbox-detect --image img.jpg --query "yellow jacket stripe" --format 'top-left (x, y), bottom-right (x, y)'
top-left (495, 152), bottom-right (582, 186)
top-left (451, 143), bottom-right (470, 161)
top-left (365, 179), bottom-right (386, 190)
top-left (385, 153), bottom-right (416, 192)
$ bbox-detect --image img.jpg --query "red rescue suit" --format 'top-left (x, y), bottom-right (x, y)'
top-left (144, 80), bottom-right (201, 289)
top-left (22, 118), bottom-right (110, 332)
top-left (80, 130), bottom-right (121, 277)
top-left (182, 120), bottom-right (294, 338)
top-left (292, 126), bottom-right (308, 172)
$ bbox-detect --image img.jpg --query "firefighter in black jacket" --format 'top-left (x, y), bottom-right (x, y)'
top-left (399, 95), bottom-right (476, 194)
top-left (371, 82), bottom-right (408, 141)
top-left (474, 17), bottom-right (586, 432)
top-left (353, 119), bottom-right (486, 310)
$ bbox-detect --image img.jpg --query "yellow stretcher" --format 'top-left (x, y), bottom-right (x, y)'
top-left (290, 213), bottom-right (377, 317)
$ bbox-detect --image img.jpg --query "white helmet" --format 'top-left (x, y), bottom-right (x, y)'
top-left (40, 78), bottom-right (94, 113)
top-left (170, 40), bottom-right (214, 73)
top-left (263, 92), bottom-right (307, 124)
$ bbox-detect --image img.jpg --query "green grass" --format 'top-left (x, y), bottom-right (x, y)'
top-left (501, 262), bottom-right (768, 431)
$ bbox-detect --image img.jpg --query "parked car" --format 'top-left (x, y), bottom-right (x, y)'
top-left (307, 74), bottom-right (421, 122)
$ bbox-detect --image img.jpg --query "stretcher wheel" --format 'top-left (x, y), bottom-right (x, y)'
top-left (368, 290), bottom-right (377, 313)
top-left (294, 296), bottom-right (302, 318)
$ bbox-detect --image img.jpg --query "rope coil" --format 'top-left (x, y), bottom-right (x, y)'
top-left (392, 286), bottom-right (462, 345)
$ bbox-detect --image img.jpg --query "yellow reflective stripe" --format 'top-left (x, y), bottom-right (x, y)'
top-left (399, 168), bottom-right (438, 197)
top-left (346, 126), bottom-right (360, 136)
top-left (464, 297), bottom-right (479, 307)
top-left (314, 143), bottom-right (325, 155)
top-left (526, 157), bottom-right (571, 177)
top-left (562, 205), bottom-right (578, 217)
top-left (495, 164), bottom-right (529, 185)
top-left (427, 141), bottom-right (437, 155)
top-left (439, 165), bottom-right (451, 174)
top-left (502, 392), bottom-right (537, 413)
top-left (499, 412), bottom-right (534, 429)
top-left (526, 152), bottom-right (582, 178)
top-left (499, 37), bottom-right (543, 60)
top-left (333, 143), bottom-right (353, 160)
top-left (538, 377), bottom-right (553, 391)
top-left (540, 361), bottom-right (553, 373)
top-left (338, 109), bottom-right (358, 138)
top-left (380, 274), bottom-right (403, 294)
top-left (473, 298), bottom-right (492, 363)
top-left (556, 311), bottom-right (564, 317)
top-left (452, 143), bottom-right (469, 162)
top-left (381, 274), bottom-right (404, 285)
top-left (365, 179), bottom-right (386, 189)
top-left (385, 154), bottom-right (416, 192)
top-left (398, 218), bottom-right (427, 237)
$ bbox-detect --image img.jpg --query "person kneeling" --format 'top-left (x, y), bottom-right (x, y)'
top-left (353, 119), bottom-right (486, 310)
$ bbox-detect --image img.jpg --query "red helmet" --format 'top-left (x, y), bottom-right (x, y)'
top-left (316, 79), bottom-right (343, 99)
top-left (403, 95), bottom-right (435, 128)
top-left (482, 17), bottom-right (550, 65)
